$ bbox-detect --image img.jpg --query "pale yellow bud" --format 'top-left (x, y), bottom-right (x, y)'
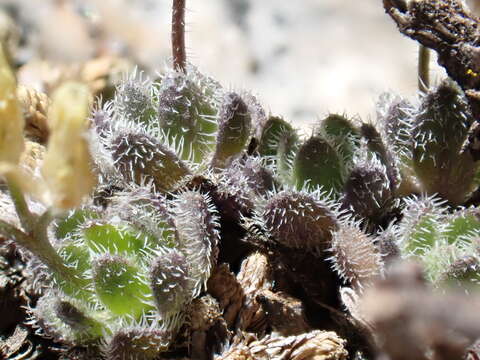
top-left (0, 45), bottom-right (24, 164)
top-left (20, 140), bottom-right (45, 183)
top-left (0, 162), bottom-right (39, 200)
top-left (41, 82), bottom-right (96, 210)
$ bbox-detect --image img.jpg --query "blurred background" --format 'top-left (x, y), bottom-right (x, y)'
top-left (2, 0), bottom-right (478, 131)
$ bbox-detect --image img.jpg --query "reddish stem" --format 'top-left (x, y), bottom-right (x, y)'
top-left (172, 0), bottom-right (186, 72)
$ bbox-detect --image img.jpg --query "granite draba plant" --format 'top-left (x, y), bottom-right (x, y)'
top-left (1, 0), bottom-right (480, 358)
top-left (3, 53), bottom-right (480, 359)
top-left (3, 51), bottom-right (480, 359)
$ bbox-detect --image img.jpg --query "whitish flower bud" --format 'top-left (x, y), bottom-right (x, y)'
top-left (41, 82), bottom-right (96, 210)
top-left (0, 45), bottom-right (24, 164)
top-left (17, 85), bottom-right (50, 144)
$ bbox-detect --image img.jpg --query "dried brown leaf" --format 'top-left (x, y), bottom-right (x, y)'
top-left (208, 264), bottom-right (245, 328)
top-left (217, 331), bottom-right (348, 360)
top-left (184, 295), bottom-right (230, 360)
top-left (256, 289), bottom-right (310, 336)
top-left (236, 252), bottom-right (273, 332)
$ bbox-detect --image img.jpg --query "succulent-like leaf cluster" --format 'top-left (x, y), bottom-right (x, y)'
top-left (25, 71), bottom-right (480, 356)
top-left (9, 57), bottom-right (285, 358)
top-left (31, 185), bottom-right (220, 351)
top-left (248, 79), bottom-right (480, 296)
top-left (11, 62), bottom-right (261, 357)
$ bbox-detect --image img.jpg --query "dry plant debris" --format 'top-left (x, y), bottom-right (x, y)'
top-left (216, 330), bottom-right (348, 360)
top-left (383, 0), bottom-right (480, 159)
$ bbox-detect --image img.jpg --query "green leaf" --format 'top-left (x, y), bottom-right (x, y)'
top-left (321, 113), bottom-right (360, 164)
top-left (56, 241), bottom-right (93, 301)
top-left (444, 210), bottom-right (480, 244)
top-left (83, 222), bottom-right (157, 257)
top-left (293, 135), bottom-right (344, 193)
top-left (257, 116), bottom-right (295, 157)
top-left (93, 255), bottom-right (152, 317)
top-left (55, 209), bottom-right (99, 240)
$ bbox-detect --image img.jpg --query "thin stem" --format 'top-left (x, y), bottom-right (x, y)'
top-left (172, 0), bottom-right (187, 72)
top-left (0, 218), bottom-right (79, 284)
top-left (35, 209), bottom-right (54, 240)
top-left (6, 175), bottom-right (35, 233)
top-left (418, 44), bottom-right (430, 94)
top-left (0, 220), bottom-right (28, 245)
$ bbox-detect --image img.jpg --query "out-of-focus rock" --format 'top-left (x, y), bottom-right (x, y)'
top-left (360, 261), bottom-right (480, 360)
top-left (81, 56), bottom-right (132, 99)
top-left (5, 0), bottom-right (432, 130)
top-left (36, 2), bottom-right (94, 63)
top-left (18, 56), bottom-right (131, 99)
